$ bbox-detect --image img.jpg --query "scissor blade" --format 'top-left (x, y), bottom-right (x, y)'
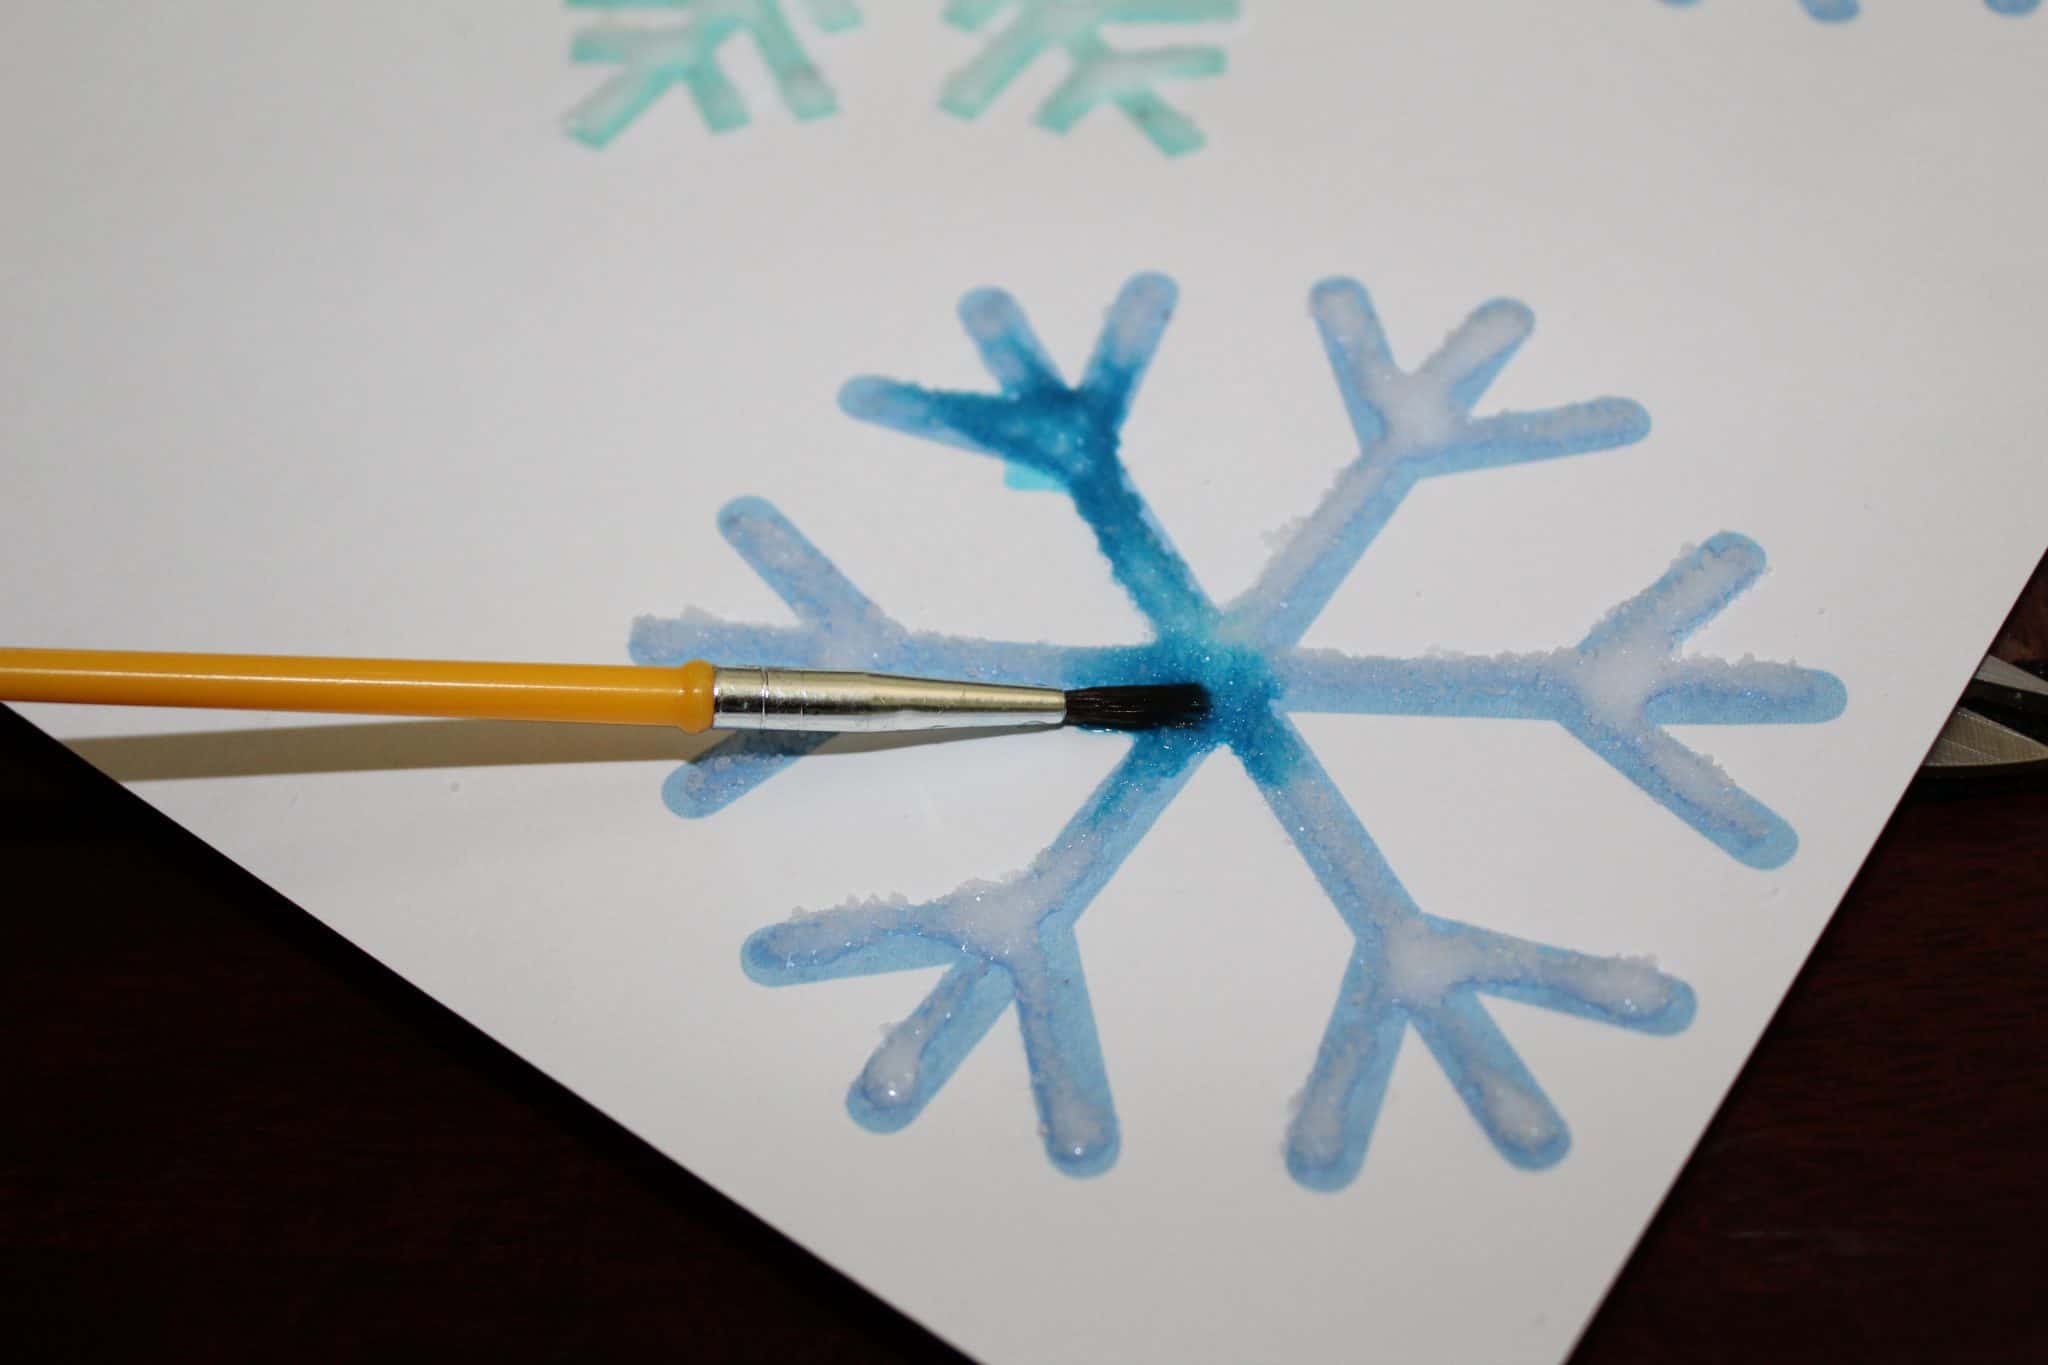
top-left (1974, 653), bottom-right (2048, 701)
top-left (1923, 706), bottom-right (2048, 771)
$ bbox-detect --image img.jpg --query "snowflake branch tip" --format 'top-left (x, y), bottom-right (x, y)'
top-left (741, 893), bottom-right (957, 984)
top-left (850, 960), bottom-right (1014, 1132)
top-left (1581, 533), bottom-right (1764, 656)
top-left (1419, 918), bottom-right (1698, 1035)
top-left (716, 496), bottom-right (893, 629)
top-left (1645, 662), bottom-right (1846, 726)
top-left (960, 288), bottom-right (1064, 392)
top-left (838, 377), bottom-right (1072, 474)
top-left (1420, 297), bottom-right (1534, 411)
top-left (1309, 277), bottom-right (1397, 446)
top-left (1415, 993), bottom-right (1571, 1168)
top-left (1285, 957), bottom-right (1403, 1192)
top-left (1083, 272), bottom-right (1178, 423)
top-left (1441, 399), bottom-right (1652, 474)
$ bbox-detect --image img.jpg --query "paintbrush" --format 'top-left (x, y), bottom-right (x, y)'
top-left (0, 649), bottom-right (1209, 735)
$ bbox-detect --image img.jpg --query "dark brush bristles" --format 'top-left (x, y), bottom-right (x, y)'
top-left (1062, 683), bottom-right (1212, 732)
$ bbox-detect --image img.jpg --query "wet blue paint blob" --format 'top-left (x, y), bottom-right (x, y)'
top-left (631, 274), bottom-right (1844, 1188)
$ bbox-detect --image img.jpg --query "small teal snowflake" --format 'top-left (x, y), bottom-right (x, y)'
top-left (564, 0), bottom-right (862, 147)
top-left (938, 1), bottom-right (1242, 157)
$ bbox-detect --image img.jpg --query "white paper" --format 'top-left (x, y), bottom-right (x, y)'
top-left (3, 4), bottom-right (2043, 1361)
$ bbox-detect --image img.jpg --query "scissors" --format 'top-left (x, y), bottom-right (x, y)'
top-left (1919, 655), bottom-right (2048, 783)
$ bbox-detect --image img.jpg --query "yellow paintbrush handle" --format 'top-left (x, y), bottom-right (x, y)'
top-left (0, 649), bottom-right (719, 732)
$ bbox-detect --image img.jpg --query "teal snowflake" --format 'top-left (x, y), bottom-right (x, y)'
top-left (938, 1), bottom-right (1242, 157)
top-left (564, 0), bottom-right (862, 147)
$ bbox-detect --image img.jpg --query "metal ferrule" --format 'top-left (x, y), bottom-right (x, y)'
top-left (710, 666), bottom-right (1067, 733)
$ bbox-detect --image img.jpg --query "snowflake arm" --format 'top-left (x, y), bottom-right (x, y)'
top-left (1279, 651), bottom-right (1841, 726)
top-left (628, 497), bottom-right (1149, 689)
top-left (1557, 533), bottom-right (1844, 865)
top-left (840, 275), bottom-right (1217, 636)
top-left (743, 731), bottom-right (1208, 1174)
top-left (630, 496), bottom-right (1140, 814)
top-left (1242, 711), bottom-right (1693, 1186)
top-left (1226, 281), bottom-right (1651, 651)
top-left (1271, 536), bottom-right (1847, 866)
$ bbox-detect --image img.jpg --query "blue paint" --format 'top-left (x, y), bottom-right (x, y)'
top-left (939, 1), bottom-right (1241, 157)
top-left (1003, 461), bottom-right (1067, 491)
top-left (1661, 0), bottom-right (2037, 20)
top-left (563, 0), bottom-right (861, 147)
top-left (631, 273), bottom-right (1845, 1188)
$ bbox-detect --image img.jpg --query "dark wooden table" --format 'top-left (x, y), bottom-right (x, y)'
top-left (4, 562), bottom-right (2043, 1364)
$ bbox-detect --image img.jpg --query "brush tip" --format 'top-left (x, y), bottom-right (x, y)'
top-left (1062, 682), bottom-right (1211, 732)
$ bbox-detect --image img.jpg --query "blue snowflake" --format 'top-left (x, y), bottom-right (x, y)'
top-left (938, 1), bottom-right (1241, 156)
top-left (630, 273), bottom-right (1846, 1190)
top-left (1661, 0), bottom-right (2037, 21)
top-left (563, 0), bottom-right (862, 147)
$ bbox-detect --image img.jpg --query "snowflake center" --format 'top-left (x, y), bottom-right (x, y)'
top-left (1148, 633), bottom-right (1282, 749)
